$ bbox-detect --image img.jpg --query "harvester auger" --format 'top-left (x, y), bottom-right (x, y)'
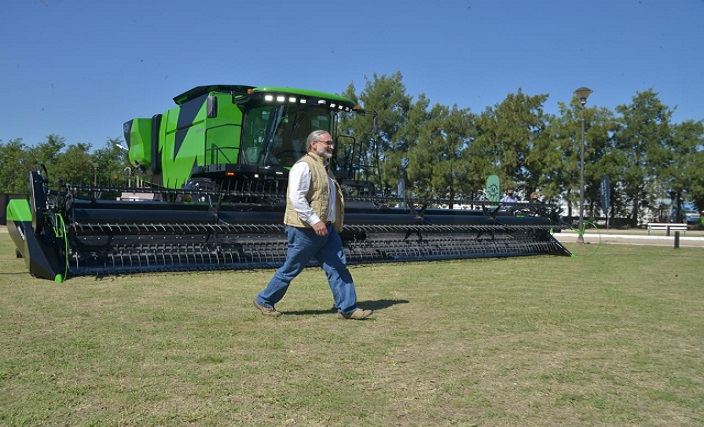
top-left (6, 84), bottom-right (572, 281)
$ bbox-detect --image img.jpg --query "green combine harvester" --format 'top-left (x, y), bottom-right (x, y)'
top-left (6, 84), bottom-right (571, 281)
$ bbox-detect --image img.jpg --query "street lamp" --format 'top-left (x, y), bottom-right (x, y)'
top-left (574, 87), bottom-right (592, 244)
top-left (91, 162), bottom-right (99, 199)
top-left (92, 162), bottom-right (99, 186)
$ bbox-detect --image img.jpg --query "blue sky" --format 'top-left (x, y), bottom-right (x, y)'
top-left (2, 0), bottom-right (703, 148)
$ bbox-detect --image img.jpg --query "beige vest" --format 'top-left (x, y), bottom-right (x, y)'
top-left (284, 152), bottom-right (345, 232)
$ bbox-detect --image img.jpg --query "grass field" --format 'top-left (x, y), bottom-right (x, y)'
top-left (1, 232), bottom-right (703, 426)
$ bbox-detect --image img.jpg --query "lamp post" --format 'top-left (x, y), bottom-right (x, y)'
top-left (91, 162), bottom-right (99, 199)
top-left (574, 87), bottom-right (592, 244)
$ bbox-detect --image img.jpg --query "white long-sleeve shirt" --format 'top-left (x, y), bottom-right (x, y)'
top-left (287, 161), bottom-right (337, 227)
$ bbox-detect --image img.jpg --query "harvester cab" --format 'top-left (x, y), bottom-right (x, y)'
top-left (122, 85), bottom-right (365, 196)
top-left (7, 84), bottom-right (571, 281)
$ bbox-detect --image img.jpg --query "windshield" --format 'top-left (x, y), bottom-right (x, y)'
top-left (241, 104), bottom-right (333, 167)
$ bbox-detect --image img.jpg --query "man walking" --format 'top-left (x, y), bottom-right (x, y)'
top-left (253, 130), bottom-right (373, 320)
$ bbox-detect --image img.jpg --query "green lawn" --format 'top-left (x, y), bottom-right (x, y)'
top-left (1, 233), bottom-right (703, 426)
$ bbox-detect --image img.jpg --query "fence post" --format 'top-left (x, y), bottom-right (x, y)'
top-left (674, 231), bottom-right (680, 249)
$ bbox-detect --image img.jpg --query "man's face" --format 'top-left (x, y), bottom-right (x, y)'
top-left (313, 133), bottom-right (334, 160)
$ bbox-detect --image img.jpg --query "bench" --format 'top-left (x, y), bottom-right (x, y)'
top-left (647, 223), bottom-right (687, 236)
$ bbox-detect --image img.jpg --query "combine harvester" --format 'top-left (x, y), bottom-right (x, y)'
top-left (7, 84), bottom-right (571, 281)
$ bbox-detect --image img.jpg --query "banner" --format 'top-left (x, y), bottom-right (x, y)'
top-left (486, 175), bottom-right (500, 204)
top-left (600, 175), bottom-right (611, 215)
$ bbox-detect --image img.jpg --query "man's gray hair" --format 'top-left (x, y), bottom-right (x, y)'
top-left (307, 130), bottom-right (330, 151)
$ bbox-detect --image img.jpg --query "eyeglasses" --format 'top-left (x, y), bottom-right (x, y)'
top-left (316, 140), bottom-right (334, 146)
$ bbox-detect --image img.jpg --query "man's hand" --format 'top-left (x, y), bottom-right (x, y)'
top-left (312, 221), bottom-right (328, 237)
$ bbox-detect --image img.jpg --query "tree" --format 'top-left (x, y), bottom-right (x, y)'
top-left (534, 110), bottom-right (573, 205)
top-left (28, 134), bottom-right (66, 167)
top-left (92, 137), bottom-right (131, 187)
top-left (0, 138), bottom-right (32, 193)
top-left (407, 104), bottom-right (475, 207)
top-left (50, 142), bottom-right (94, 186)
top-left (613, 89), bottom-right (673, 227)
top-left (391, 93), bottom-right (432, 198)
top-left (341, 72), bottom-right (413, 194)
top-left (471, 89), bottom-right (549, 199)
top-left (0, 135), bottom-right (69, 194)
top-left (660, 119), bottom-right (704, 221)
top-left (337, 81), bottom-right (377, 186)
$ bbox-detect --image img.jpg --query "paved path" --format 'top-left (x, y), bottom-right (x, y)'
top-left (556, 230), bottom-right (704, 248)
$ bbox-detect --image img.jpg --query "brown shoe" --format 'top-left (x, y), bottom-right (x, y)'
top-left (253, 299), bottom-right (282, 317)
top-left (338, 308), bottom-right (373, 320)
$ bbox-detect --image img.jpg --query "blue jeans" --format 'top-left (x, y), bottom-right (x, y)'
top-left (255, 224), bottom-right (359, 314)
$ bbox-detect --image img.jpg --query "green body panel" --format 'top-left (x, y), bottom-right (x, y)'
top-left (204, 93), bottom-right (244, 166)
top-left (126, 118), bottom-right (153, 169)
top-left (162, 98), bottom-right (202, 188)
top-left (7, 198), bottom-right (32, 221)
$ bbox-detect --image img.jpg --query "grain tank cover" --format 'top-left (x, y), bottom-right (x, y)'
top-left (124, 118), bottom-right (152, 169)
top-left (173, 85), bottom-right (254, 105)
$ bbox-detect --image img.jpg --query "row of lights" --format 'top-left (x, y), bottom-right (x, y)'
top-left (261, 93), bottom-right (355, 112)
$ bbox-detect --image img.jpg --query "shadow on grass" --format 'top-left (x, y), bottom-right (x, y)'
top-left (284, 299), bottom-right (410, 316)
top-left (361, 299), bottom-right (410, 311)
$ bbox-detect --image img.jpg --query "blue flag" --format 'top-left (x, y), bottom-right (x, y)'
top-left (600, 175), bottom-right (611, 215)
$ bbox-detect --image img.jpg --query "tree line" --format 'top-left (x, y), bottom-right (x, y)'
top-left (338, 72), bottom-right (704, 226)
top-left (2, 72), bottom-right (703, 227)
top-left (0, 135), bottom-right (129, 194)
